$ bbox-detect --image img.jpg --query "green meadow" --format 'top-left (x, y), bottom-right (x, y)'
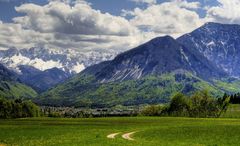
top-left (221, 104), bottom-right (240, 118)
top-left (1, 115), bottom-right (240, 146)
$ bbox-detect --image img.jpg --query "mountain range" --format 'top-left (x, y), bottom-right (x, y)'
top-left (35, 22), bottom-right (240, 108)
top-left (0, 47), bottom-right (116, 74)
top-left (2, 22), bottom-right (240, 108)
top-left (0, 47), bottom-right (116, 92)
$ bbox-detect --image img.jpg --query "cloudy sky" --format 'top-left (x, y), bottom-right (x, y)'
top-left (0, 0), bottom-right (239, 53)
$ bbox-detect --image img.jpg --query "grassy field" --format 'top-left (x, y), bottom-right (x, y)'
top-left (1, 117), bottom-right (240, 146)
top-left (221, 104), bottom-right (240, 118)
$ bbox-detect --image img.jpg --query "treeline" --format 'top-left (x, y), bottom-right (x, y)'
top-left (225, 93), bottom-right (240, 104)
top-left (0, 90), bottom-right (231, 119)
top-left (0, 98), bottom-right (40, 119)
top-left (41, 90), bottom-right (230, 118)
top-left (141, 90), bottom-right (229, 118)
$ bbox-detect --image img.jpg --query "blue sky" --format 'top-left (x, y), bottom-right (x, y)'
top-left (89, 0), bottom-right (219, 17)
top-left (0, 0), bottom-right (47, 22)
top-left (0, 0), bottom-right (219, 22)
top-left (0, 0), bottom-right (238, 53)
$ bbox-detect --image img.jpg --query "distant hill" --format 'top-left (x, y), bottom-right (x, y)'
top-left (18, 65), bottom-right (70, 93)
top-left (0, 64), bottom-right (37, 99)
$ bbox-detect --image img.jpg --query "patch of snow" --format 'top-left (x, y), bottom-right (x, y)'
top-left (72, 63), bottom-right (85, 73)
top-left (2, 54), bottom-right (63, 71)
top-left (207, 41), bottom-right (215, 47)
top-left (180, 48), bottom-right (191, 65)
top-left (0, 47), bottom-right (117, 74)
top-left (220, 41), bottom-right (226, 45)
top-left (29, 58), bottom-right (63, 71)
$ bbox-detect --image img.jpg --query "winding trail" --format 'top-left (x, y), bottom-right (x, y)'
top-left (121, 132), bottom-right (136, 141)
top-left (107, 132), bottom-right (120, 139)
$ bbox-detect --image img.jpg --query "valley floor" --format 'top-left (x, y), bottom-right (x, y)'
top-left (0, 117), bottom-right (240, 146)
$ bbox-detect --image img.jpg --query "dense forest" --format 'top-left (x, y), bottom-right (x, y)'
top-left (141, 90), bottom-right (230, 118)
top-left (0, 98), bottom-right (40, 119)
top-left (227, 93), bottom-right (240, 104)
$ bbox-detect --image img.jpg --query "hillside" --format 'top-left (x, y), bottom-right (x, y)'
top-left (178, 22), bottom-right (240, 78)
top-left (18, 65), bottom-right (70, 93)
top-left (82, 36), bottom-right (226, 82)
top-left (0, 64), bottom-right (37, 99)
top-left (38, 36), bottom-right (232, 107)
top-left (38, 72), bottom-right (225, 107)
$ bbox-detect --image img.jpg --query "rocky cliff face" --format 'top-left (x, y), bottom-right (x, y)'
top-left (178, 22), bottom-right (240, 78)
top-left (82, 35), bottom-right (226, 83)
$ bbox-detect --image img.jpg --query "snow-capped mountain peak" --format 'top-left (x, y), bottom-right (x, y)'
top-left (2, 53), bottom-right (64, 72)
top-left (0, 47), bottom-right (117, 74)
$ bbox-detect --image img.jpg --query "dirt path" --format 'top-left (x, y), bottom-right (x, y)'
top-left (107, 132), bottom-right (120, 139)
top-left (121, 132), bottom-right (136, 141)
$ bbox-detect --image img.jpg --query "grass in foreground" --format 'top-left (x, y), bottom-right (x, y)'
top-left (0, 117), bottom-right (240, 146)
top-left (221, 104), bottom-right (240, 118)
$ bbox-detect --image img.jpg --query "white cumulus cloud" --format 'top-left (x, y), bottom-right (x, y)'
top-left (172, 0), bottom-right (201, 9)
top-left (130, 0), bottom-right (157, 5)
top-left (0, 1), bottom-right (142, 53)
top-left (14, 1), bottom-right (138, 36)
top-left (206, 0), bottom-right (240, 24)
top-left (125, 0), bottom-right (204, 37)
